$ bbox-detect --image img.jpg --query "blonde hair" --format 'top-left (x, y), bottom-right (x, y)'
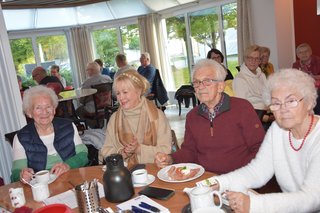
top-left (114, 70), bottom-right (150, 95)
top-left (244, 44), bottom-right (260, 59)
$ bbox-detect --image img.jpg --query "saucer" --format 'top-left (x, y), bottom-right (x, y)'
top-left (30, 174), bottom-right (57, 185)
top-left (133, 174), bottom-right (155, 187)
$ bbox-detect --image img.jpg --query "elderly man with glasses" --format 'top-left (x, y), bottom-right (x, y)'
top-left (155, 59), bottom-right (265, 175)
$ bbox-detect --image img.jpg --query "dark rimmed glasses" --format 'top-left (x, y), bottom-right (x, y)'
top-left (269, 98), bottom-right (303, 111)
top-left (192, 78), bottom-right (221, 88)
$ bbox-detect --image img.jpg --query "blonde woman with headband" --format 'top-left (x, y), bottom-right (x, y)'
top-left (100, 70), bottom-right (171, 166)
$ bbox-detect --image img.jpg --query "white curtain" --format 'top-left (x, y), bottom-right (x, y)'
top-left (0, 5), bottom-right (26, 184)
top-left (237, 0), bottom-right (253, 64)
top-left (138, 14), bottom-right (173, 88)
top-left (70, 26), bottom-right (94, 85)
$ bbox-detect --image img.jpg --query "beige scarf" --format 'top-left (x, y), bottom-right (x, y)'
top-left (115, 97), bottom-right (158, 167)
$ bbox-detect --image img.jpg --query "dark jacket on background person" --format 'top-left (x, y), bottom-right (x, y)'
top-left (151, 69), bottom-right (169, 105)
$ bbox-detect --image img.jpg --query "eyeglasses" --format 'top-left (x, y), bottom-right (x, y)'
top-left (33, 105), bottom-right (54, 114)
top-left (211, 56), bottom-right (221, 60)
top-left (269, 98), bottom-right (303, 111)
top-left (192, 78), bottom-right (220, 88)
top-left (246, 57), bottom-right (261, 63)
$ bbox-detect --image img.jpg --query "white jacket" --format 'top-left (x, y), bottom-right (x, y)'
top-left (233, 64), bottom-right (267, 110)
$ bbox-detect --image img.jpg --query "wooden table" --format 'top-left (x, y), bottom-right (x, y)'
top-left (0, 164), bottom-right (215, 212)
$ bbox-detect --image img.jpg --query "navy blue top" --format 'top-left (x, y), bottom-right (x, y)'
top-left (138, 64), bottom-right (156, 94)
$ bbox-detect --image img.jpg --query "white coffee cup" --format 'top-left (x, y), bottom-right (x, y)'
top-left (132, 169), bottom-right (148, 184)
top-left (31, 182), bottom-right (50, 202)
top-left (9, 187), bottom-right (26, 208)
top-left (34, 170), bottom-right (50, 183)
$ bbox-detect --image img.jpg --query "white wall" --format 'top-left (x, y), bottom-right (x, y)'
top-left (250, 0), bottom-right (295, 70)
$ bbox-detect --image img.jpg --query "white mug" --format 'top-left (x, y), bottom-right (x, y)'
top-left (34, 170), bottom-right (50, 183)
top-left (9, 187), bottom-right (26, 208)
top-left (31, 182), bottom-right (50, 202)
top-left (132, 169), bottom-right (148, 184)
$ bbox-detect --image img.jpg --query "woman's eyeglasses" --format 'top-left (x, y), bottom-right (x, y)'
top-left (269, 98), bottom-right (303, 111)
top-left (192, 79), bottom-right (220, 88)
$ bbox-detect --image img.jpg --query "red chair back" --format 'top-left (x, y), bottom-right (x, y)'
top-left (47, 82), bottom-right (63, 95)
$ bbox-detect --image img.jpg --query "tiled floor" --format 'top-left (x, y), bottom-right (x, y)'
top-left (164, 104), bottom-right (193, 146)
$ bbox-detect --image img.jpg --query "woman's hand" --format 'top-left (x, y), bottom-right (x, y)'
top-left (226, 191), bottom-right (250, 213)
top-left (50, 162), bottom-right (70, 177)
top-left (20, 168), bottom-right (34, 183)
top-left (124, 137), bottom-right (140, 155)
top-left (154, 152), bottom-right (173, 168)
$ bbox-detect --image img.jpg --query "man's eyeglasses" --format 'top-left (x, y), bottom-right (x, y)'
top-left (192, 79), bottom-right (220, 88)
top-left (246, 56), bottom-right (261, 63)
top-left (269, 98), bottom-right (303, 111)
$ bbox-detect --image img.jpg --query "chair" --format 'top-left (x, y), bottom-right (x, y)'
top-left (90, 82), bottom-right (113, 128)
top-left (146, 69), bottom-right (168, 112)
top-left (46, 82), bottom-right (63, 95)
top-left (174, 85), bottom-right (197, 116)
top-left (5, 130), bottom-right (18, 147)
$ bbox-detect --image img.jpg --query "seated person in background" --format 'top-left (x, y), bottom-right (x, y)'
top-left (155, 59), bottom-right (264, 174)
top-left (17, 75), bottom-right (27, 97)
top-left (259, 46), bottom-right (274, 78)
top-left (232, 45), bottom-right (272, 124)
top-left (137, 52), bottom-right (156, 94)
top-left (95, 58), bottom-right (111, 77)
top-left (207, 48), bottom-right (233, 80)
top-left (114, 53), bottom-right (136, 79)
top-left (11, 85), bottom-right (88, 182)
top-left (76, 62), bottom-right (112, 127)
top-left (101, 70), bottom-right (171, 167)
top-left (210, 69), bottom-right (320, 213)
top-left (50, 65), bottom-right (66, 88)
top-left (32, 66), bottom-right (63, 91)
top-left (292, 43), bottom-right (320, 86)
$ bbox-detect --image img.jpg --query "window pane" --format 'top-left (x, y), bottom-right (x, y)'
top-left (120, 24), bottom-right (140, 68)
top-left (189, 8), bottom-right (220, 64)
top-left (36, 8), bottom-right (76, 28)
top-left (36, 35), bottom-right (72, 86)
top-left (92, 28), bottom-right (120, 72)
top-left (3, 9), bottom-right (35, 31)
top-left (222, 3), bottom-right (238, 76)
top-left (165, 15), bottom-right (191, 89)
top-left (9, 38), bottom-right (36, 87)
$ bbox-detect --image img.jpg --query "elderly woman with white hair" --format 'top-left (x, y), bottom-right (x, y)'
top-left (11, 85), bottom-right (88, 182)
top-left (207, 69), bottom-right (320, 212)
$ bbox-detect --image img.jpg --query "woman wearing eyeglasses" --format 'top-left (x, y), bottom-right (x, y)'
top-left (155, 59), bottom-right (265, 174)
top-left (11, 85), bottom-right (88, 182)
top-left (208, 69), bottom-right (320, 212)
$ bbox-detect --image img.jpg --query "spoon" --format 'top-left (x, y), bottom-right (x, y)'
top-left (21, 177), bottom-right (36, 188)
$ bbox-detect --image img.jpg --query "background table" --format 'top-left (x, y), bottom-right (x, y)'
top-left (0, 164), bottom-right (215, 212)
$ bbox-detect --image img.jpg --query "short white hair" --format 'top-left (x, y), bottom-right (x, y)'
top-left (23, 85), bottom-right (58, 115)
top-left (192, 59), bottom-right (227, 81)
top-left (263, 68), bottom-right (317, 108)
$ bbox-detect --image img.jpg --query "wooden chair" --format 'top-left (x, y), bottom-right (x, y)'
top-left (90, 82), bottom-right (113, 128)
